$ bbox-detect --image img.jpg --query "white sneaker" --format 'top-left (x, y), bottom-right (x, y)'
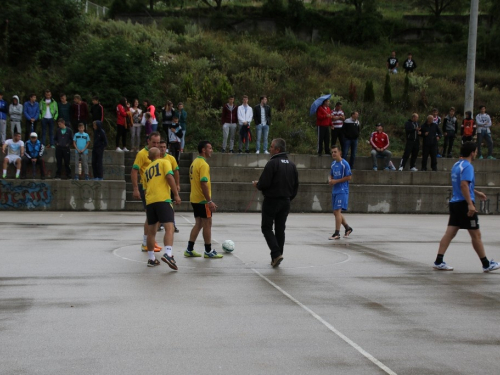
top-left (123, 147), bottom-right (130, 152)
top-left (116, 147), bottom-right (123, 152)
top-left (433, 262), bottom-right (454, 271)
top-left (410, 167), bottom-right (418, 172)
top-left (483, 259), bottom-right (500, 272)
top-left (264, 151), bottom-right (270, 154)
top-left (256, 150), bottom-right (260, 154)
top-left (398, 166), bottom-right (403, 171)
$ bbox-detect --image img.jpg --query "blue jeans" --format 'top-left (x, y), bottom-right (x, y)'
top-left (256, 124), bottom-right (269, 152)
top-left (477, 130), bottom-right (493, 157)
top-left (41, 118), bottom-right (55, 146)
top-left (343, 139), bottom-right (358, 168)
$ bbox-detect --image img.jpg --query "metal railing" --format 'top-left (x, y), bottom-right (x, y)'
top-left (81, 0), bottom-right (109, 17)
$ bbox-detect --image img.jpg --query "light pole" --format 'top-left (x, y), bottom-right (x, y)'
top-left (464, 0), bottom-right (479, 116)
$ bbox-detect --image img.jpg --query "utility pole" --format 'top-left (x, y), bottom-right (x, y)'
top-left (464, 0), bottom-right (479, 116)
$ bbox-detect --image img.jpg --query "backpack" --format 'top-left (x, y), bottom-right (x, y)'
top-left (462, 119), bottom-right (474, 137)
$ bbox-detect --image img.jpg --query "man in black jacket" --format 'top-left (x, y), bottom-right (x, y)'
top-left (253, 138), bottom-right (299, 267)
top-left (421, 115), bottom-right (442, 171)
top-left (253, 96), bottom-right (272, 155)
top-left (54, 118), bottom-right (74, 179)
top-left (399, 113), bottom-right (420, 171)
top-left (342, 111), bottom-right (360, 168)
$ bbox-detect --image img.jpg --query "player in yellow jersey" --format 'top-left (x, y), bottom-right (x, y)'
top-left (131, 132), bottom-right (163, 252)
top-left (159, 140), bottom-right (180, 233)
top-left (142, 147), bottom-right (181, 269)
top-left (185, 141), bottom-right (223, 259)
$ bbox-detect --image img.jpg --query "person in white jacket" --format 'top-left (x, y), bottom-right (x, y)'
top-left (475, 106), bottom-right (495, 159)
top-left (237, 95), bottom-right (253, 153)
top-left (9, 95), bottom-right (23, 138)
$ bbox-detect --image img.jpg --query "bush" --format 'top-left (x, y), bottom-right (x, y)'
top-left (66, 36), bottom-right (161, 110)
top-left (383, 73), bottom-right (392, 105)
top-left (1, 0), bottom-right (86, 68)
top-left (364, 81), bottom-right (375, 103)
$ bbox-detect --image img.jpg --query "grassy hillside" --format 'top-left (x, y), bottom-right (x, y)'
top-left (2, 10), bottom-right (500, 156)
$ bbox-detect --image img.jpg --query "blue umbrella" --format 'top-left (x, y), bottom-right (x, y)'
top-left (309, 94), bottom-right (332, 116)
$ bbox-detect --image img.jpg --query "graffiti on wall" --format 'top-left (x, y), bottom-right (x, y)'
top-left (69, 181), bottom-right (103, 210)
top-left (0, 181), bottom-right (52, 209)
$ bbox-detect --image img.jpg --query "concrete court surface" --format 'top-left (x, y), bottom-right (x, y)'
top-left (1, 211), bottom-right (500, 375)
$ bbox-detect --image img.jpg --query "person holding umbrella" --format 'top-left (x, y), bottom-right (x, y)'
top-left (311, 95), bottom-right (332, 156)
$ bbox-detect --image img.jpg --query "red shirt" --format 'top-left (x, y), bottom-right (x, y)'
top-left (370, 131), bottom-right (390, 150)
top-left (116, 104), bottom-right (127, 126)
top-left (316, 106), bottom-right (331, 127)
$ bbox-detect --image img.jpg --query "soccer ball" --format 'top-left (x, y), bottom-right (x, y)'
top-left (222, 240), bottom-right (235, 253)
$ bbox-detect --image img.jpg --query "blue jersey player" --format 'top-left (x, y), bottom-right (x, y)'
top-left (328, 146), bottom-right (354, 240)
top-left (433, 141), bottom-right (499, 272)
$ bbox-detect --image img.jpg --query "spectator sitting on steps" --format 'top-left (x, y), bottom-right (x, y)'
top-left (370, 123), bottom-right (395, 171)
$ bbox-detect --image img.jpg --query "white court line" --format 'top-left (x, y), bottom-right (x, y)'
top-left (180, 214), bottom-right (397, 375)
top-left (113, 246), bottom-right (146, 264)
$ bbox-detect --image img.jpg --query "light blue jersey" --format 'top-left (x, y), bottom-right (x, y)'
top-left (330, 159), bottom-right (351, 194)
top-left (450, 159), bottom-right (475, 203)
top-left (74, 132), bottom-right (90, 154)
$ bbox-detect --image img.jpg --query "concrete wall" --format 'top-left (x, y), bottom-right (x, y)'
top-left (0, 180), bottom-right (126, 211)
top-left (1, 150), bottom-right (124, 180)
top-left (211, 183), bottom-right (500, 215)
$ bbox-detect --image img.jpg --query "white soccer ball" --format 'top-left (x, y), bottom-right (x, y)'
top-left (222, 240), bottom-right (235, 253)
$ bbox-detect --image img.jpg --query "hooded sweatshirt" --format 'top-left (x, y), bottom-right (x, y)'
top-left (9, 96), bottom-right (23, 122)
top-left (93, 121), bottom-right (108, 150)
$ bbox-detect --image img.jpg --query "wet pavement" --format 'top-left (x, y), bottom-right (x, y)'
top-left (1, 211), bottom-right (499, 375)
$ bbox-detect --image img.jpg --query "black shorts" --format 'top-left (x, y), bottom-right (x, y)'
top-left (146, 202), bottom-right (175, 225)
top-left (139, 183), bottom-right (146, 210)
top-left (448, 201), bottom-right (479, 230)
top-left (191, 203), bottom-right (212, 219)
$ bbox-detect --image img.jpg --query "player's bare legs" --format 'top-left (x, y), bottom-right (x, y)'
top-left (468, 229), bottom-right (486, 258)
top-left (437, 226), bottom-right (459, 256)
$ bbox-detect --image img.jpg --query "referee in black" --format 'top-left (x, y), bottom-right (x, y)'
top-left (253, 138), bottom-right (299, 267)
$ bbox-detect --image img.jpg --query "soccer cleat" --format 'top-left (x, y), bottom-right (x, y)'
top-left (204, 250), bottom-right (223, 258)
top-left (184, 249), bottom-right (202, 257)
top-left (174, 226), bottom-right (179, 233)
top-left (147, 259), bottom-right (160, 267)
top-left (398, 166), bottom-right (403, 171)
top-left (483, 260), bottom-right (500, 272)
top-left (271, 255), bottom-right (283, 268)
top-left (344, 227), bottom-right (353, 238)
top-left (410, 167), bottom-right (418, 172)
top-left (433, 262), bottom-right (454, 271)
top-left (141, 244), bottom-right (148, 252)
top-left (161, 254), bottom-right (178, 270)
top-left (154, 243), bottom-right (162, 252)
top-left (158, 225), bottom-right (164, 232)
top-left (329, 232), bottom-right (341, 240)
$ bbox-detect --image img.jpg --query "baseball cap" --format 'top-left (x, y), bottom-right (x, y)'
top-left (30, 132), bottom-right (38, 138)
top-left (375, 123), bottom-right (383, 127)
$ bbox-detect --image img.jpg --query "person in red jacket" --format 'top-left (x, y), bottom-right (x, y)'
top-left (221, 95), bottom-right (238, 153)
top-left (370, 123), bottom-right (395, 171)
top-left (116, 97), bottom-right (129, 152)
top-left (71, 94), bottom-right (89, 132)
top-left (316, 99), bottom-right (332, 156)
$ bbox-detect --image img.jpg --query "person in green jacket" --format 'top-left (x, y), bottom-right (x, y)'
top-left (39, 89), bottom-right (58, 148)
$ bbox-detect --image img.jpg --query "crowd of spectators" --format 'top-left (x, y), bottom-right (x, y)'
top-left (315, 101), bottom-right (496, 171)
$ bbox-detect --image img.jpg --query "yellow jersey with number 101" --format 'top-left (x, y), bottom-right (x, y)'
top-left (189, 156), bottom-right (210, 203)
top-left (143, 159), bottom-right (174, 205)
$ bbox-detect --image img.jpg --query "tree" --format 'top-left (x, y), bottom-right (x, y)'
top-left (1, 0), bottom-right (85, 68)
top-left (363, 81), bottom-right (375, 103)
top-left (412, 0), bottom-right (467, 17)
top-left (342, 0), bottom-right (376, 14)
top-left (383, 73), bottom-right (392, 105)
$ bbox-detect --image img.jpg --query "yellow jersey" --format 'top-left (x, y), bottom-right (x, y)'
top-left (143, 159), bottom-right (174, 205)
top-left (189, 156), bottom-right (210, 203)
top-left (162, 153), bottom-right (179, 172)
top-left (132, 147), bottom-right (151, 183)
